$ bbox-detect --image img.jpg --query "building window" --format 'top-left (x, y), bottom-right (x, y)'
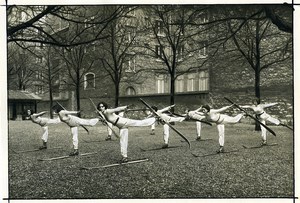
top-left (199, 41), bottom-right (208, 58)
top-left (175, 75), bottom-right (184, 92)
top-left (52, 85), bottom-right (60, 97)
top-left (36, 70), bottom-right (43, 80)
top-left (35, 85), bottom-right (44, 94)
top-left (84, 16), bottom-right (95, 29)
top-left (125, 27), bottom-right (136, 44)
top-left (177, 45), bottom-right (184, 61)
top-left (126, 87), bottom-right (136, 95)
top-left (91, 42), bottom-right (96, 51)
top-left (125, 57), bottom-right (136, 73)
top-left (199, 11), bottom-right (208, 23)
top-left (36, 56), bottom-right (43, 64)
top-left (155, 45), bottom-right (164, 58)
top-left (199, 70), bottom-right (209, 91)
top-left (36, 42), bottom-right (44, 49)
top-left (187, 73), bottom-right (196, 91)
top-left (84, 19), bottom-right (88, 28)
top-left (156, 74), bottom-right (165, 93)
top-left (84, 72), bottom-right (95, 90)
top-left (155, 20), bottom-right (164, 36)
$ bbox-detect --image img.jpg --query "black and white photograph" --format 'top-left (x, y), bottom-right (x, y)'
top-left (1, 0), bottom-right (298, 202)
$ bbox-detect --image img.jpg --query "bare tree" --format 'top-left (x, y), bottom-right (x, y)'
top-left (7, 5), bottom-right (126, 47)
top-left (98, 6), bottom-right (140, 107)
top-left (207, 5), bottom-right (292, 130)
top-left (7, 44), bottom-right (36, 90)
top-left (138, 5), bottom-right (215, 106)
top-left (224, 6), bottom-right (292, 101)
top-left (56, 44), bottom-right (97, 114)
top-left (8, 5), bottom-right (131, 112)
top-left (35, 46), bottom-right (61, 118)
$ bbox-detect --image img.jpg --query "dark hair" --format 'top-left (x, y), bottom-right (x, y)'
top-left (52, 105), bottom-right (63, 113)
top-left (26, 109), bottom-right (33, 115)
top-left (151, 106), bottom-right (158, 112)
top-left (97, 102), bottom-right (108, 110)
top-left (202, 104), bottom-right (211, 112)
top-left (55, 108), bottom-right (62, 113)
top-left (252, 98), bottom-right (260, 105)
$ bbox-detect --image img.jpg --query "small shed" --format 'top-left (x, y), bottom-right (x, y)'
top-left (8, 90), bottom-right (42, 120)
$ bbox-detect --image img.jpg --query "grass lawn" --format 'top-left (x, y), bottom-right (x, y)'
top-left (7, 119), bottom-right (294, 199)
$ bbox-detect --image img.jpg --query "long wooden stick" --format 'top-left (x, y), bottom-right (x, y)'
top-left (279, 123), bottom-right (293, 131)
top-left (80, 158), bottom-right (149, 169)
top-left (89, 98), bottom-right (120, 139)
top-left (139, 98), bottom-right (191, 149)
top-left (37, 152), bottom-right (97, 161)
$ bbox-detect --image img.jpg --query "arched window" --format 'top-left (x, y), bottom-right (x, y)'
top-left (187, 73), bottom-right (196, 92)
top-left (126, 87), bottom-right (136, 96)
top-left (156, 74), bottom-right (165, 93)
top-left (84, 72), bottom-right (95, 90)
top-left (199, 70), bottom-right (209, 91)
top-left (175, 75), bottom-right (184, 92)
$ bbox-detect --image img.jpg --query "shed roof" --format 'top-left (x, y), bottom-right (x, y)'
top-left (8, 90), bottom-right (42, 101)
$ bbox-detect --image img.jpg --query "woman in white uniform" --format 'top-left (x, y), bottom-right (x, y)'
top-left (152, 105), bottom-right (186, 149)
top-left (27, 109), bottom-right (61, 150)
top-left (241, 99), bottom-right (281, 145)
top-left (56, 109), bottom-right (99, 156)
top-left (97, 102), bottom-right (156, 163)
top-left (185, 107), bottom-right (206, 141)
top-left (194, 105), bottom-right (244, 153)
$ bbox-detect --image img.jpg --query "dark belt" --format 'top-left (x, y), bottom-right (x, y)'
top-left (256, 111), bottom-right (265, 116)
top-left (215, 114), bottom-right (224, 124)
top-left (113, 117), bottom-right (119, 126)
top-left (255, 112), bottom-right (265, 119)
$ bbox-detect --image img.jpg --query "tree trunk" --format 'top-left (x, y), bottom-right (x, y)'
top-left (254, 69), bottom-right (261, 131)
top-left (49, 84), bottom-right (53, 119)
top-left (170, 76), bottom-right (175, 107)
top-left (254, 22), bottom-right (261, 131)
top-left (76, 84), bottom-right (81, 117)
top-left (47, 50), bottom-right (54, 119)
top-left (115, 82), bottom-right (119, 108)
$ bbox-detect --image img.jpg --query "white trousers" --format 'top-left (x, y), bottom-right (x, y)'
top-left (68, 115), bottom-right (99, 127)
top-left (151, 123), bottom-right (156, 130)
top-left (117, 118), bottom-right (156, 158)
top-left (117, 117), bottom-right (156, 128)
top-left (160, 114), bottom-right (185, 123)
top-left (217, 124), bottom-right (225, 147)
top-left (163, 124), bottom-right (170, 144)
top-left (219, 114), bottom-right (243, 124)
top-left (160, 115), bottom-right (185, 144)
top-left (41, 126), bottom-right (48, 142)
top-left (107, 122), bottom-right (113, 136)
top-left (259, 113), bottom-right (280, 141)
top-left (120, 128), bottom-right (129, 158)
top-left (35, 117), bottom-right (60, 142)
top-left (71, 127), bottom-right (79, 149)
top-left (196, 121), bottom-right (201, 138)
top-left (216, 114), bottom-right (243, 147)
top-left (260, 120), bottom-right (268, 141)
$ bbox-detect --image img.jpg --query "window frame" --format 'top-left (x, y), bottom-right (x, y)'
top-left (84, 72), bottom-right (96, 90)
